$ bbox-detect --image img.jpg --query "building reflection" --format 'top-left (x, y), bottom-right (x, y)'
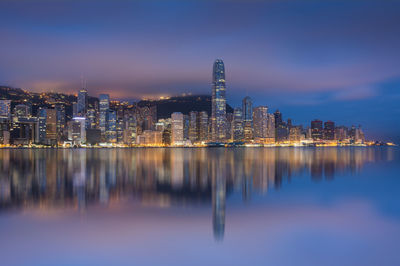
top-left (0, 147), bottom-right (393, 240)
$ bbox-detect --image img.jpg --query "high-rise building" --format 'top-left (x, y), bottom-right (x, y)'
top-left (274, 110), bottom-right (282, 128)
top-left (225, 113), bottom-right (234, 141)
top-left (55, 104), bottom-right (66, 140)
top-left (233, 108), bottom-right (243, 142)
top-left (253, 106), bottom-right (268, 142)
top-left (211, 59), bottom-right (226, 141)
top-left (107, 110), bottom-right (117, 143)
top-left (266, 113), bottom-right (275, 143)
top-left (45, 109), bottom-right (57, 143)
top-left (37, 108), bottom-right (57, 145)
top-left (199, 111), bottom-right (208, 142)
top-left (0, 100), bottom-right (11, 119)
top-left (311, 119), bottom-right (323, 140)
top-left (171, 112), bottom-right (184, 145)
top-left (77, 88), bottom-right (88, 117)
top-left (14, 104), bottom-right (30, 118)
top-left (323, 121), bottom-right (335, 140)
top-left (242, 96), bottom-right (253, 141)
top-left (189, 111), bottom-right (198, 143)
top-left (99, 94), bottom-right (110, 135)
top-left (289, 126), bottom-right (302, 142)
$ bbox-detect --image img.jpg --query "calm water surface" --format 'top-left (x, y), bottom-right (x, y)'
top-left (0, 147), bottom-right (399, 265)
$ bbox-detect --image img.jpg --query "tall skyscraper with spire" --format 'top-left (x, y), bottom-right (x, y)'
top-left (211, 59), bottom-right (226, 141)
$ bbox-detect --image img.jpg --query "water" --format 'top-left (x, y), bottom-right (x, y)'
top-left (0, 147), bottom-right (399, 266)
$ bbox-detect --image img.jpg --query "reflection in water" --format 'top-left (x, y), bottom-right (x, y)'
top-left (0, 147), bottom-right (393, 240)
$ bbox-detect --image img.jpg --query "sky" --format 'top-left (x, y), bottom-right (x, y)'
top-left (0, 0), bottom-right (399, 142)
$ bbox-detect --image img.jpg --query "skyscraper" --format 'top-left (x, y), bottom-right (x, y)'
top-left (199, 111), bottom-right (208, 142)
top-left (233, 107), bottom-right (243, 141)
top-left (323, 121), bottom-right (335, 140)
top-left (253, 106), bottom-right (268, 142)
top-left (211, 59), bottom-right (226, 141)
top-left (311, 119), bottom-right (323, 140)
top-left (242, 96), bottom-right (253, 141)
top-left (77, 88), bottom-right (88, 117)
top-left (0, 100), bottom-right (11, 119)
top-left (99, 94), bottom-right (110, 135)
top-left (171, 112), bottom-right (184, 145)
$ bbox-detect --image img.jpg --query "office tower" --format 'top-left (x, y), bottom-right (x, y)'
top-left (183, 114), bottom-right (190, 141)
top-left (14, 104), bottom-right (30, 118)
top-left (55, 104), bottom-right (66, 139)
top-left (116, 118), bottom-right (124, 143)
top-left (211, 59), bottom-right (226, 141)
top-left (37, 108), bottom-right (57, 144)
top-left (233, 107), bottom-right (243, 141)
top-left (242, 96), bottom-right (253, 141)
top-left (162, 124), bottom-right (172, 145)
top-left (311, 119), bottom-right (323, 140)
top-left (266, 113), bottom-right (275, 143)
top-left (0, 100), bottom-right (11, 119)
top-left (45, 109), bottom-right (57, 143)
top-left (189, 111), bottom-right (198, 143)
top-left (86, 109), bottom-right (97, 129)
top-left (253, 106), bottom-right (268, 142)
top-left (199, 111), bottom-right (208, 142)
top-left (99, 94), bottom-right (110, 135)
top-left (77, 88), bottom-right (88, 117)
top-left (107, 110), bottom-right (117, 143)
top-left (323, 121), bottom-right (335, 140)
top-left (335, 126), bottom-right (348, 141)
top-left (38, 108), bottom-right (47, 143)
top-left (225, 113), bottom-right (234, 141)
top-left (274, 110), bottom-right (282, 128)
top-left (72, 103), bottom-right (78, 118)
top-left (355, 125), bottom-right (365, 143)
top-left (289, 126), bottom-right (302, 142)
top-left (171, 112), bottom-right (184, 145)
top-left (72, 117), bottom-right (86, 144)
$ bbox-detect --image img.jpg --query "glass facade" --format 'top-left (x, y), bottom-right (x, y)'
top-left (211, 59), bottom-right (226, 141)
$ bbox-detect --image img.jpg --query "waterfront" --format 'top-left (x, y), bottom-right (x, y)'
top-left (0, 147), bottom-right (399, 265)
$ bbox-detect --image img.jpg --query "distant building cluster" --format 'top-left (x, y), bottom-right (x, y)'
top-left (0, 59), bottom-right (371, 147)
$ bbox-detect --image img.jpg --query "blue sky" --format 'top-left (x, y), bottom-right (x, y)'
top-left (0, 0), bottom-right (399, 142)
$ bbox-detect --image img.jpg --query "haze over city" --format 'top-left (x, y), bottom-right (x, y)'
top-left (1, 0), bottom-right (399, 142)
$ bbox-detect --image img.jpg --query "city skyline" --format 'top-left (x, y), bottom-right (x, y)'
top-left (1, 0), bottom-right (400, 142)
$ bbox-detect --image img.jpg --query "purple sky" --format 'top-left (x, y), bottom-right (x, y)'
top-left (1, 0), bottom-right (400, 141)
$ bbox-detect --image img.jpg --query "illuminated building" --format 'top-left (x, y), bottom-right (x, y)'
top-left (14, 104), bottom-right (30, 118)
top-left (311, 119), bottom-right (323, 140)
top-left (233, 108), bottom-right (243, 141)
top-left (55, 104), bottom-right (66, 140)
top-left (225, 112), bottom-right (233, 141)
top-left (99, 94), bottom-right (110, 136)
top-left (199, 111), bottom-right (208, 142)
top-left (242, 96), bottom-right (253, 141)
top-left (68, 117), bottom-right (86, 144)
top-left (323, 121), bottom-right (335, 140)
top-left (86, 109), bottom-right (97, 129)
top-left (189, 111), bottom-right (199, 143)
top-left (106, 110), bottom-right (117, 143)
top-left (289, 126), bottom-right (302, 142)
top-left (0, 100), bottom-right (11, 119)
top-left (171, 112), bottom-right (184, 145)
top-left (37, 108), bottom-right (57, 145)
top-left (253, 106), bottom-right (268, 143)
top-left (335, 126), bottom-right (348, 141)
top-left (211, 59), bottom-right (226, 141)
top-left (77, 88), bottom-right (88, 117)
top-left (183, 114), bottom-right (190, 141)
top-left (274, 110), bottom-right (288, 142)
top-left (266, 113), bottom-right (275, 143)
top-left (136, 130), bottom-right (163, 145)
